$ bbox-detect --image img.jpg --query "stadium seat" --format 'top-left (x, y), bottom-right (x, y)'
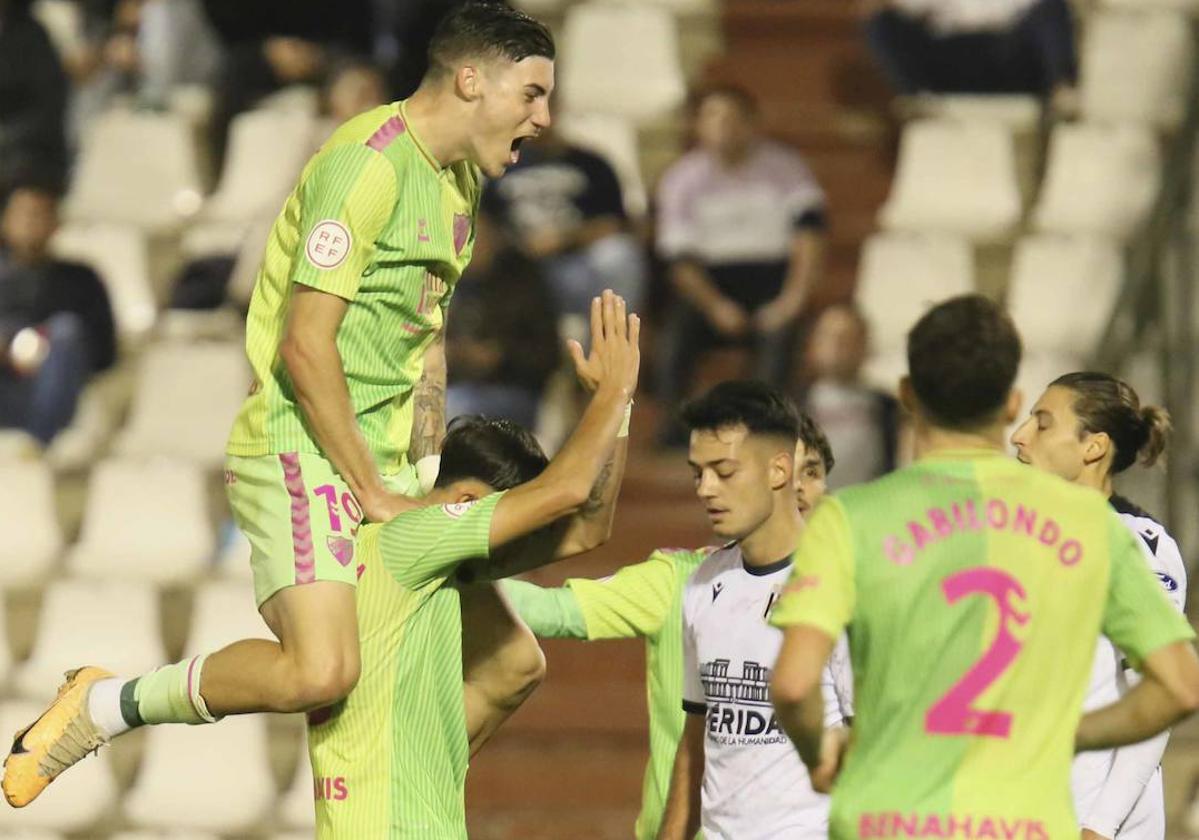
top-left (0, 701), bottom-right (117, 832)
top-left (31, 0), bottom-right (83, 61)
top-left (556, 112), bottom-right (649, 217)
top-left (1032, 124), bottom-right (1162, 241)
top-left (1079, 11), bottom-right (1193, 129)
top-left (0, 460), bottom-right (63, 587)
top-left (0, 598), bottom-right (12, 689)
top-left (113, 341), bottom-right (249, 467)
top-left (896, 94), bottom-right (1041, 133)
top-left (51, 223), bottom-right (156, 344)
top-left (123, 715), bottom-right (276, 833)
top-left (12, 580), bottom-right (166, 700)
top-left (878, 119), bottom-right (1023, 242)
top-left (184, 108), bottom-right (314, 258)
top-left (0, 430), bottom-right (40, 462)
top-left (588, 0), bottom-right (716, 13)
top-left (1007, 235), bottom-right (1124, 359)
top-left (65, 458), bottom-right (215, 586)
top-left (184, 580), bottom-right (272, 658)
top-left (0, 831), bottom-right (65, 840)
top-left (277, 735), bottom-right (316, 830)
top-left (64, 111), bottom-right (204, 233)
top-left (558, 3), bottom-right (686, 123)
top-left (110, 832), bottom-right (221, 840)
top-left (1103, 0), bottom-right (1199, 9)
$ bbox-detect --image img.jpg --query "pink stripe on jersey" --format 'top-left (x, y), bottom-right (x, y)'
top-left (279, 453), bottom-right (316, 585)
top-left (366, 115), bottom-right (407, 151)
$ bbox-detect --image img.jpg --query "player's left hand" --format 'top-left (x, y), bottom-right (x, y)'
top-left (1080, 830), bottom-right (1111, 840)
top-left (810, 726), bottom-right (850, 794)
top-left (754, 296), bottom-right (803, 334)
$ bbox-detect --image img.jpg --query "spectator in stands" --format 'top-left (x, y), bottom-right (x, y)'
top-left (799, 304), bottom-right (899, 488)
top-left (862, 0), bottom-right (1077, 100)
top-left (655, 85), bottom-right (826, 446)
top-left (0, 180), bottom-right (116, 443)
top-left (483, 125), bottom-right (646, 342)
top-left (446, 210), bottom-right (560, 431)
top-left (0, 0), bottom-right (69, 195)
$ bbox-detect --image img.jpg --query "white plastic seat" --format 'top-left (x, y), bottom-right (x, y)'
top-left (1008, 235), bottom-right (1124, 359)
top-left (31, 0), bottom-right (83, 60)
top-left (879, 119), bottom-right (1023, 241)
top-left (277, 735), bottom-right (315, 830)
top-left (589, 0), bottom-right (716, 12)
top-left (123, 715), bottom-right (276, 833)
top-left (51, 223), bottom-right (156, 343)
top-left (185, 580), bottom-right (271, 658)
top-left (0, 701), bottom-right (117, 831)
top-left (0, 460), bottom-right (62, 586)
top-left (1080, 11), bottom-right (1193, 129)
top-left (1033, 124), bottom-right (1161, 241)
top-left (556, 112), bottom-right (648, 217)
top-left (110, 832), bottom-right (222, 840)
top-left (64, 111), bottom-right (204, 233)
top-left (113, 341), bottom-right (248, 467)
top-left (66, 458), bottom-right (215, 585)
top-left (559, 3), bottom-right (686, 123)
top-left (0, 831), bottom-right (66, 840)
top-left (898, 94), bottom-right (1042, 133)
top-left (13, 580), bottom-right (165, 700)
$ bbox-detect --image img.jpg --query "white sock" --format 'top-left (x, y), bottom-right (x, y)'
top-left (87, 677), bottom-right (131, 739)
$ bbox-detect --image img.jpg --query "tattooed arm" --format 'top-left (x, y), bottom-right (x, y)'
top-left (410, 330), bottom-right (448, 463)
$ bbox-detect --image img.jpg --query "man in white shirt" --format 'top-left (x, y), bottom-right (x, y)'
top-left (658, 381), bottom-right (851, 840)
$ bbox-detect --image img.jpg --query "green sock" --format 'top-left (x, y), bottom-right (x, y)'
top-left (129, 655), bottom-right (219, 726)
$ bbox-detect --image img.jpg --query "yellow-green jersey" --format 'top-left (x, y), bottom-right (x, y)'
top-left (770, 449), bottom-right (1195, 840)
top-left (308, 493), bottom-right (504, 839)
top-left (501, 547), bottom-right (714, 840)
top-left (227, 100), bottom-right (481, 473)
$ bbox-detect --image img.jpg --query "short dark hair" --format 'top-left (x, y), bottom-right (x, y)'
top-left (798, 412), bottom-right (835, 475)
top-left (691, 83), bottom-right (758, 117)
top-left (907, 294), bottom-right (1022, 430)
top-left (680, 380), bottom-right (800, 443)
top-left (1051, 372), bottom-right (1171, 474)
top-left (426, 1), bottom-right (555, 78)
top-left (435, 415), bottom-right (549, 490)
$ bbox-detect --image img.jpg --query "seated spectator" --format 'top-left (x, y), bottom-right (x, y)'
top-left (862, 0), bottom-right (1077, 99)
top-left (799, 304), bottom-right (899, 488)
top-left (446, 211), bottom-right (560, 431)
top-left (654, 85), bottom-right (826, 445)
top-left (483, 125), bottom-right (647, 341)
top-left (0, 0), bottom-right (68, 195)
top-left (0, 180), bottom-right (116, 443)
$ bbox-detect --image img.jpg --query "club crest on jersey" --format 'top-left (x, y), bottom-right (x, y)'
top-left (443, 501), bottom-right (477, 519)
top-left (306, 220), bottom-right (351, 269)
top-left (1155, 571), bottom-right (1179, 592)
top-left (453, 213), bottom-right (471, 255)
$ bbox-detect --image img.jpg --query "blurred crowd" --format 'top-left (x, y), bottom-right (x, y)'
top-left (0, 0), bottom-right (1084, 482)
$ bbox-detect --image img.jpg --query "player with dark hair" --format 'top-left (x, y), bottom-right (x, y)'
top-left (654, 381), bottom-right (852, 840)
top-left (4, 1), bottom-right (557, 806)
top-left (310, 292), bottom-right (639, 837)
top-left (769, 294), bottom-right (1199, 839)
top-left (502, 381), bottom-right (842, 840)
top-left (1013, 372), bottom-right (1184, 840)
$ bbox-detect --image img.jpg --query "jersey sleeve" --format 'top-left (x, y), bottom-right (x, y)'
top-left (1102, 514), bottom-right (1196, 670)
top-left (1139, 526), bottom-right (1188, 614)
top-left (769, 499), bottom-right (856, 640)
top-left (819, 662), bottom-right (844, 728)
top-left (377, 492), bottom-right (505, 589)
top-left (681, 588), bottom-right (706, 714)
top-left (290, 143), bottom-right (397, 301)
top-left (498, 579), bottom-right (589, 639)
top-left (564, 550), bottom-right (685, 641)
top-left (828, 634), bottom-right (855, 720)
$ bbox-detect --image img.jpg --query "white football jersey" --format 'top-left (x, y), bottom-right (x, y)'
top-left (1072, 496), bottom-right (1187, 838)
top-left (681, 543), bottom-right (852, 840)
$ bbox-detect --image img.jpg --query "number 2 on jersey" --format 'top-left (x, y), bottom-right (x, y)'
top-left (926, 568), bottom-right (1030, 738)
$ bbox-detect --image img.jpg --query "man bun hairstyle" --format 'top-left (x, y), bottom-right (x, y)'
top-left (907, 294), bottom-right (1022, 430)
top-left (427, 1), bottom-right (555, 77)
top-left (1050, 372), bottom-right (1172, 474)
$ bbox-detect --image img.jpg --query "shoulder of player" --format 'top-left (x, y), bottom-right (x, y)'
top-left (682, 543), bottom-right (741, 589)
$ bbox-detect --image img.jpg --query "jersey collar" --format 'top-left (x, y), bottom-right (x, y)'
top-left (399, 100), bottom-right (445, 174)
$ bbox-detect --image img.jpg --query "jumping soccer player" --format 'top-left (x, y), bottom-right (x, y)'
top-left (1013, 372), bottom-right (1186, 840)
top-left (656, 382), bottom-right (853, 840)
top-left (502, 395), bottom-right (838, 840)
top-left (3, 1), bottom-right (556, 806)
top-left (310, 292), bottom-right (639, 838)
top-left (769, 294), bottom-right (1199, 839)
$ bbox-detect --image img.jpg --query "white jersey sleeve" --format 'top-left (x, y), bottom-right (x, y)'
top-left (828, 634), bottom-right (855, 720)
top-left (681, 582), bottom-right (706, 712)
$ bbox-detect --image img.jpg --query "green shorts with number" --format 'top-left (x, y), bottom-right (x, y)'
top-left (225, 453), bottom-right (420, 607)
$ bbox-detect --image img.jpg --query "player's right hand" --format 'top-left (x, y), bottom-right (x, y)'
top-left (707, 298), bottom-right (750, 337)
top-left (360, 488), bottom-right (419, 524)
top-left (568, 290), bottom-right (640, 396)
top-left (810, 726), bottom-right (850, 794)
